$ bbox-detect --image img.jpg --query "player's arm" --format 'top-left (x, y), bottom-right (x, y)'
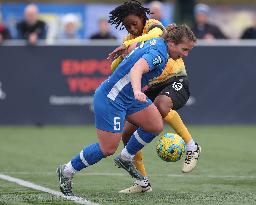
top-left (111, 56), bottom-right (123, 72)
top-left (130, 58), bottom-right (150, 103)
top-left (108, 24), bottom-right (165, 62)
top-left (111, 42), bottom-right (138, 72)
top-left (127, 22), bottom-right (178, 48)
top-left (123, 25), bottom-right (165, 48)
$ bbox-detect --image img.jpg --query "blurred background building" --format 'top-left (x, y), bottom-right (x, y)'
top-left (0, 0), bottom-right (255, 41)
top-left (0, 0), bottom-right (256, 125)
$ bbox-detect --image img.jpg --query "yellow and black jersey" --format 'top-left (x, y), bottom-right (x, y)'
top-left (122, 19), bottom-right (165, 45)
top-left (111, 19), bottom-right (187, 86)
top-left (149, 58), bottom-right (187, 86)
top-left (111, 19), bottom-right (164, 71)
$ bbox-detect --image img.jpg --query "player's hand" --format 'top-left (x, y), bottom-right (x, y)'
top-left (107, 44), bottom-right (127, 60)
top-left (134, 91), bottom-right (147, 103)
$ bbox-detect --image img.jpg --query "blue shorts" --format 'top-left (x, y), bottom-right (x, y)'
top-left (94, 89), bottom-right (152, 133)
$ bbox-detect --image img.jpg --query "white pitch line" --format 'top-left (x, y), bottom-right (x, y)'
top-left (0, 173), bottom-right (99, 205)
top-left (1, 172), bottom-right (256, 179)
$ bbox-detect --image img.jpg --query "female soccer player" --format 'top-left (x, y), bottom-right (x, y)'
top-left (57, 25), bottom-right (196, 196)
top-left (108, 0), bottom-right (201, 193)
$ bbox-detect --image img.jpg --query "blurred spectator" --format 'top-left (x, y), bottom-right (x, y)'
top-left (149, 1), bottom-right (169, 27)
top-left (174, 0), bottom-right (195, 27)
top-left (145, 0), bottom-right (164, 2)
top-left (240, 13), bottom-right (256, 39)
top-left (59, 13), bottom-right (81, 40)
top-left (192, 3), bottom-right (227, 40)
top-left (16, 4), bottom-right (47, 44)
top-left (0, 14), bottom-right (12, 44)
top-left (90, 18), bottom-right (116, 40)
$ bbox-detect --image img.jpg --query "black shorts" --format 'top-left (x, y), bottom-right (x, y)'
top-left (144, 76), bottom-right (190, 110)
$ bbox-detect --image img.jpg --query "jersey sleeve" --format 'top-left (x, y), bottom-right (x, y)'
top-left (123, 27), bottom-right (164, 48)
top-left (146, 23), bottom-right (165, 33)
top-left (142, 48), bottom-right (165, 71)
top-left (110, 35), bottom-right (131, 72)
top-left (110, 56), bottom-right (123, 72)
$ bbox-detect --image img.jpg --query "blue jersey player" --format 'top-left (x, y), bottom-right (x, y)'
top-left (57, 24), bottom-right (196, 196)
top-left (94, 38), bottom-right (168, 134)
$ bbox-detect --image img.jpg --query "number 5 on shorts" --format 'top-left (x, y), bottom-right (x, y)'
top-left (114, 117), bottom-right (121, 131)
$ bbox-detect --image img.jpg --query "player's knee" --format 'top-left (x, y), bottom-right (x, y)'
top-left (100, 145), bottom-right (117, 156)
top-left (143, 114), bottom-right (163, 134)
top-left (149, 120), bottom-right (163, 134)
top-left (155, 120), bottom-right (164, 134)
top-left (102, 148), bottom-right (116, 156)
top-left (154, 95), bottom-right (173, 118)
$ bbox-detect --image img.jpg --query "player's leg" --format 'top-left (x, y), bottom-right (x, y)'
top-left (115, 103), bottom-right (163, 180)
top-left (57, 130), bottom-right (122, 196)
top-left (122, 121), bottom-right (147, 176)
top-left (119, 121), bottom-right (152, 193)
top-left (57, 90), bottom-right (124, 196)
top-left (118, 84), bottom-right (163, 193)
top-left (154, 76), bottom-right (201, 173)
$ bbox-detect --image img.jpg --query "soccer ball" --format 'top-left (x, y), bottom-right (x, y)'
top-left (156, 133), bottom-right (186, 162)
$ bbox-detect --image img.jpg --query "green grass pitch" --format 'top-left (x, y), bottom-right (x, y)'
top-left (0, 125), bottom-right (256, 205)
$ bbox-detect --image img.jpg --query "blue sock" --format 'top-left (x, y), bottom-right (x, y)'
top-left (126, 128), bottom-right (157, 155)
top-left (71, 143), bottom-right (105, 171)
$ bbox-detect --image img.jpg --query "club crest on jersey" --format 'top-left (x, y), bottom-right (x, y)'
top-left (153, 55), bottom-right (162, 66)
top-left (150, 39), bottom-right (157, 46)
top-left (172, 82), bottom-right (183, 91)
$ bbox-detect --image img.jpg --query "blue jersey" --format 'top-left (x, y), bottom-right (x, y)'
top-left (97, 37), bottom-right (169, 106)
top-left (94, 37), bottom-right (169, 133)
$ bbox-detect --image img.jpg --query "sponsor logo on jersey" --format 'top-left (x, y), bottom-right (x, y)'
top-left (150, 39), bottom-right (157, 46)
top-left (172, 82), bottom-right (183, 91)
top-left (153, 55), bottom-right (162, 66)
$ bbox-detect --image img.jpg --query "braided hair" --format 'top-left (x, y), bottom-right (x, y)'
top-left (109, 0), bottom-right (151, 30)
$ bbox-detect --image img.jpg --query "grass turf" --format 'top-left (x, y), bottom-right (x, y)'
top-left (0, 125), bottom-right (256, 205)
